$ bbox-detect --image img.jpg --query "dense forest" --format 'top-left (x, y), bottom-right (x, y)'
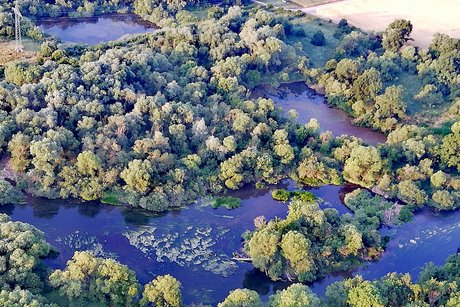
top-left (1, 0), bottom-right (460, 305)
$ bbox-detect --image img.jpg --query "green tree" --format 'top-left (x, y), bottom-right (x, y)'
top-left (343, 146), bottom-right (383, 188)
top-left (376, 273), bottom-right (416, 306)
top-left (311, 30), bottom-right (326, 46)
top-left (0, 180), bottom-right (23, 205)
top-left (7, 133), bottom-right (31, 173)
top-left (0, 214), bottom-right (53, 292)
top-left (49, 251), bottom-right (140, 306)
top-left (141, 275), bottom-right (182, 307)
top-left (397, 180), bottom-right (428, 206)
top-left (120, 159), bottom-right (153, 193)
top-left (341, 224), bottom-right (363, 256)
top-left (218, 289), bottom-right (262, 307)
top-left (345, 276), bottom-right (384, 307)
top-left (0, 287), bottom-right (56, 307)
top-left (248, 227), bottom-right (283, 280)
top-left (280, 231), bottom-right (315, 282)
top-left (352, 68), bottom-right (382, 103)
top-left (440, 122), bottom-right (460, 171)
top-left (76, 151), bottom-right (101, 177)
top-left (269, 284), bottom-right (321, 307)
top-left (382, 19), bottom-right (413, 52)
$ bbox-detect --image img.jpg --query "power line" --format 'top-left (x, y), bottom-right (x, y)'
top-left (12, 4), bottom-right (23, 53)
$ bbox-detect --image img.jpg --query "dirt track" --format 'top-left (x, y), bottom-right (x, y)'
top-left (301, 0), bottom-right (460, 49)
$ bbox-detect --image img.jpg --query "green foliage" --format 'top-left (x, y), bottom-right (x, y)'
top-left (0, 288), bottom-right (56, 307)
top-left (343, 146), bottom-right (383, 188)
top-left (218, 289), bottom-right (262, 307)
top-left (272, 189), bottom-right (316, 203)
top-left (0, 0), bottom-right (135, 19)
top-left (269, 283), bottom-right (321, 307)
top-left (272, 189), bottom-right (290, 202)
top-left (141, 274), bottom-right (182, 307)
top-left (382, 19), bottom-right (413, 52)
top-left (100, 190), bottom-right (120, 205)
top-left (49, 251), bottom-right (140, 306)
top-left (245, 199), bottom-right (383, 283)
top-left (398, 205), bottom-right (414, 223)
top-left (311, 30), bottom-right (326, 46)
top-left (440, 122), bottom-right (460, 171)
top-left (211, 196), bottom-right (241, 209)
top-left (4, 62), bottom-right (43, 86)
top-left (0, 214), bottom-right (53, 292)
top-left (0, 180), bottom-right (24, 205)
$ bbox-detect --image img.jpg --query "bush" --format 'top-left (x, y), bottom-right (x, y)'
top-left (212, 196), bottom-right (241, 209)
top-left (272, 189), bottom-right (315, 203)
top-left (0, 180), bottom-right (24, 205)
top-left (272, 189), bottom-right (290, 202)
top-left (398, 205), bottom-right (414, 223)
top-left (311, 30), bottom-right (326, 46)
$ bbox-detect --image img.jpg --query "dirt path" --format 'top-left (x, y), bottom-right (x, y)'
top-left (300, 0), bottom-right (460, 49)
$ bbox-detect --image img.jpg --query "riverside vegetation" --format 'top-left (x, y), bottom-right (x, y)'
top-left (1, 0), bottom-right (460, 305)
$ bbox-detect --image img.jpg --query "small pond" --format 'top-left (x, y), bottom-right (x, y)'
top-left (36, 14), bottom-right (157, 45)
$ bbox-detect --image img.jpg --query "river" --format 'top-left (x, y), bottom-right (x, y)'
top-left (4, 15), bottom-right (456, 306)
top-left (0, 182), bottom-right (350, 304)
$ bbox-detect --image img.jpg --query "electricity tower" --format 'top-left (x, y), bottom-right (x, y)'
top-left (12, 5), bottom-right (23, 52)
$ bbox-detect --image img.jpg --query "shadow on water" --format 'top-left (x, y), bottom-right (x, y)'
top-left (35, 14), bottom-right (158, 45)
top-left (2, 81), bottom-right (455, 304)
top-left (253, 82), bottom-right (387, 145)
top-left (1, 181), bottom-right (349, 304)
top-left (2, 178), bottom-right (460, 304)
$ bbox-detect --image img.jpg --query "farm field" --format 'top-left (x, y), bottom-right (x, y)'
top-left (300, 0), bottom-right (460, 48)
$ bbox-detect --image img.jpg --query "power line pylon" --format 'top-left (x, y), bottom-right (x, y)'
top-left (12, 5), bottom-right (23, 53)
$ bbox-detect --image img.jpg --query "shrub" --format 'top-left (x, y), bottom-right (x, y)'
top-left (311, 30), bottom-right (326, 46)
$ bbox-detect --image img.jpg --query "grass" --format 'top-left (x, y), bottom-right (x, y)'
top-left (390, 72), bottom-right (424, 115)
top-left (272, 188), bottom-right (316, 202)
top-left (253, 0), bottom-right (342, 10)
top-left (282, 10), bottom-right (341, 68)
top-left (211, 196), bottom-right (242, 209)
top-left (253, 0), bottom-right (304, 10)
top-left (101, 191), bottom-right (121, 205)
top-left (429, 120), bottom-right (455, 136)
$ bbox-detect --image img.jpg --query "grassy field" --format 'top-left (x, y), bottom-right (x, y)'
top-left (0, 38), bottom-right (41, 66)
top-left (301, 0), bottom-right (460, 49)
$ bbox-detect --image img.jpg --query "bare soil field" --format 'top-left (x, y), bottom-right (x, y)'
top-left (301, 0), bottom-right (460, 49)
top-left (0, 39), bottom-right (40, 66)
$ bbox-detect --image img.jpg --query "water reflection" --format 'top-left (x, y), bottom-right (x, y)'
top-left (255, 82), bottom-right (387, 145)
top-left (1, 182), bottom-right (346, 304)
top-left (36, 14), bottom-right (157, 44)
top-left (3, 181), bottom-right (460, 303)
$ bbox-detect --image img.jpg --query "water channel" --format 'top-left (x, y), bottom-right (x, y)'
top-left (3, 14), bottom-right (459, 305)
